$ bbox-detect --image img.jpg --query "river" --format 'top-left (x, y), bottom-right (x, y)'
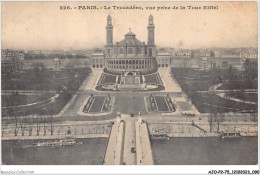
top-left (151, 137), bottom-right (258, 165)
top-left (2, 138), bottom-right (108, 165)
top-left (2, 137), bottom-right (257, 165)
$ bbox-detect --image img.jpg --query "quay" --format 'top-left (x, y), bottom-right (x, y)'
top-left (1, 134), bottom-right (109, 141)
top-left (147, 120), bottom-right (258, 138)
top-left (1, 121), bottom-right (112, 141)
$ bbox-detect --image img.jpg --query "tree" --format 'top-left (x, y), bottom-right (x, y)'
top-left (227, 65), bottom-right (236, 90)
top-left (1, 119), bottom-right (10, 137)
top-left (29, 62), bottom-right (46, 86)
top-left (36, 116), bottom-right (40, 136)
top-left (243, 59), bottom-right (257, 89)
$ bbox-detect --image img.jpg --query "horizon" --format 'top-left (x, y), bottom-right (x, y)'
top-left (1, 46), bottom-right (258, 51)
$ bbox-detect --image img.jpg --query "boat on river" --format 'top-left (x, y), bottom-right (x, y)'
top-left (150, 133), bottom-right (170, 140)
top-left (33, 139), bottom-right (83, 147)
top-left (220, 131), bottom-right (242, 140)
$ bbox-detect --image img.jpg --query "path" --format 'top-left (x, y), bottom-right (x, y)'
top-left (217, 93), bottom-right (257, 105)
top-left (158, 67), bottom-right (182, 92)
top-left (2, 94), bottom-right (59, 109)
top-left (121, 114), bottom-right (136, 165)
top-left (84, 69), bottom-right (103, 91)
top-left (1, 90), bottom-right (57, 94)
top-left (208, 83), bottom-right (222, 92)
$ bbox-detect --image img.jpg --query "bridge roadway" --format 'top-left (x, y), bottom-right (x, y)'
top-left (122, 114), bottom-right (136, 165)
top-left (103, 114), bottom-right (153, 165)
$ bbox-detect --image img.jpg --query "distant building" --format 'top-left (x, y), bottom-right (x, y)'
top-left (173, 49), bottom-right (193, 58)
top-left (18, 52), bottom-right (24, 60)
top-left (156, 49), bottom-right (171, 68)
top-left (91, 50), bottom-right (105, 68)
top-left (218, 50), bottom-right (240, 58)
top-left (202, 57), bottom-right (208, 70)
top-left (54, 58), bottom-right (62, 71)
top-left (1, 49), bottom-right (23, 73)
top-left (240, 50), bottom-right (258, 59)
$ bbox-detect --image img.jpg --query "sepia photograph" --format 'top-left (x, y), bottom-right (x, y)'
top-left (1, 1), bottom-right (258, 174)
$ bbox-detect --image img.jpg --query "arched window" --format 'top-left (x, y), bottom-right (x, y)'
top-left (128, 48), bottom-right (133, 54)
top-left (120, 48), bottom-right (124, 54)
top-left (122, 60), bottom-right (125, 64)
top-left (137, 48), bottom-right (142, 54)
top-left (108, 49), bottom-right (111, 57)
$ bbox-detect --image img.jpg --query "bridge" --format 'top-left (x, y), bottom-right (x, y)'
top-left (103, 114), bottom-right (153, 165)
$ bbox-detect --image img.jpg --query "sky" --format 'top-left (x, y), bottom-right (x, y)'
top-left (1, 1), bottom-right (258, 50)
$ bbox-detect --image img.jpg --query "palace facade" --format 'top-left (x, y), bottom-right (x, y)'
top-left (104, 15), bottom-right (157, 74)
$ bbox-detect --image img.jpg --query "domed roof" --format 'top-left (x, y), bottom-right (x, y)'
top-left (125, 31), bottom-right (136, 36)
top-left (117, 30), bottom-right (144, 47)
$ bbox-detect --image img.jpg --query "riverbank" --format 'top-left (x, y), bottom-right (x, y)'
top-left (147, 121), bottom-right (258, 138)
top-left (2, 134), bottom-right (109, 141)
top-left (1, 121), bottom-right (112, 141)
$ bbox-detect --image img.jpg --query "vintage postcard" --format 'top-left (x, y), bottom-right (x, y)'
top-left (1, 1), bottom-right (258, 174)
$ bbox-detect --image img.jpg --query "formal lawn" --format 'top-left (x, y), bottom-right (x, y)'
top-left (97, 73), bottom-right (116, 85)
top-left (154, 96), bottom-right (170, 112)
top-left (89, 96), bottom-right (106, 113)
top-left (145, 73), bottom-right (163, 85)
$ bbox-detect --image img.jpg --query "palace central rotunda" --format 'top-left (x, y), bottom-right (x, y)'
top-left (104, 15), bottom-right (157, 74)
